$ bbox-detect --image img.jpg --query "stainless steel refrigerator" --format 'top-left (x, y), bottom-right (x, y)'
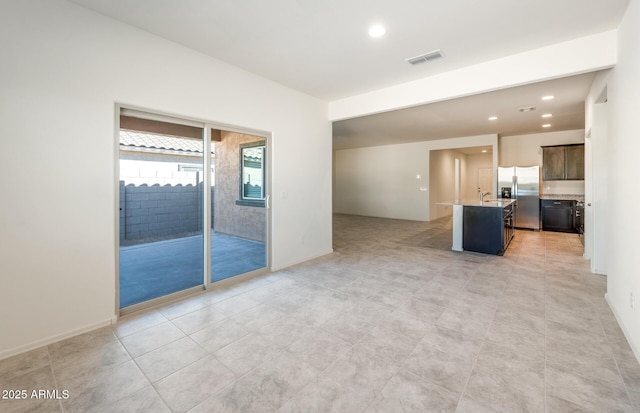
top-left (498, 166), bottom-right (540, 230)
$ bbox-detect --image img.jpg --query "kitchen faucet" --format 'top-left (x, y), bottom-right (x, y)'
top-left (480, 191), bottom-right (491, 202)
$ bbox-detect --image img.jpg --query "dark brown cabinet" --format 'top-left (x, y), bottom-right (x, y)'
top-left (542, 144), bottom-right (584, 180)
top-left (463, 204), bottom-right (514, 255)
top-left (542, 146), bottom-right (566, 180)
top-left (565, 145), bottom-right (585, 180)
top-left (542, 199), bottom-right (576, 232)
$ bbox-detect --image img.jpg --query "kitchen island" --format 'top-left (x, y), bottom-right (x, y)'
top-left (442, 199), bottom-right (517, 255)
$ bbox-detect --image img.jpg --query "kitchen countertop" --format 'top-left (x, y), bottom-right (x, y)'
top-left (438, 198), bottom-right (517, 208)
top-left (540, 194), bottom-right (585, 201)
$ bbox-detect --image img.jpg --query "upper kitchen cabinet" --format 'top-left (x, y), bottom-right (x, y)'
top-left (542, 146), bottom-right (566, 180)
top-left (565, 144), bottom-right (585, 180)
top-left (542, 144), bottom-right (584, 180)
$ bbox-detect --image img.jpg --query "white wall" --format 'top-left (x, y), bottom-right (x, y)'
top-left (589, 104), bottom-right (609, 275)
top-left (334, 134), bottom-right (498, 221)
top-left (429, 150), bottom-right (493, 221)
top-left (0, 0), bottom-right (332, 358)
top-left (499, 130), bottom-right (586, 195)
top-left (584, 71), bottom-right (611, 270)
top-left (585, 71), bottom-right (612, 132)
top-left (603, 0), bottom-right (640, 361)
top-left (429, 149), bottom-right (467, 220)
top-left (334, 142), bottom-right (430, 221)
top-left (465, 153), bottom-right (493, 201)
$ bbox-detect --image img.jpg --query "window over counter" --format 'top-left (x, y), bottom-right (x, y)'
top-left (236, 140), bottom-right (266, 207)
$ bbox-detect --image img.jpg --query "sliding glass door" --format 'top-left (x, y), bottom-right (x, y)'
top-left (117, 109), bottom-right (269, 311)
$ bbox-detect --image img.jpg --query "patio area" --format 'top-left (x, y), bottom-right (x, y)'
top-left (119, 232), bottom-right (266, 308)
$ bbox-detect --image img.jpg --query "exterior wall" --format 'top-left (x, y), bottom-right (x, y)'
top-left (119, 182), bottom-right (216, 244)
top-left (119, 152), bottom-right (204, 186)
top-left (214, 132), bottom-right (266, 242)
top-left (119, 153), bottom-right (214, 243)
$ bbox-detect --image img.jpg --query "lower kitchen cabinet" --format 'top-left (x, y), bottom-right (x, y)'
top-left (463, 205), bottom-right (514, 255)
top-left (541, 199), bottom-right (576, 232)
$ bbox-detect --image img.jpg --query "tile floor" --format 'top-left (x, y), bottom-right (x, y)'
top-left (1, 213), bottom-right (639, 412)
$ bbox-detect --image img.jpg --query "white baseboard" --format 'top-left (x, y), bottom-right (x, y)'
top-left (605, 293), bottom-right (640, 363)
top-left (271, 249), bottom-right (334, 272)
top-left (0, 318), bottom-right (114, 361)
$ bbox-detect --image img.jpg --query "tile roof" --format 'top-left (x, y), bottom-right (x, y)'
top-left (119, 130), bottom-right (213, 154)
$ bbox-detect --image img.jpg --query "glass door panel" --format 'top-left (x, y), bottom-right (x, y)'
top-left (119, 127), bottom-right (204, 308)
top-left (210, 131), bottom-right (267, 283)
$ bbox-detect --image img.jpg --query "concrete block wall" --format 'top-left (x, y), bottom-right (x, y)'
top-left (119, 182), bottom-right (215, 243)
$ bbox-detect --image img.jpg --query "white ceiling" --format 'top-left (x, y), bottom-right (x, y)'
top-left (69, 0), bottom-right (628, 100)
top-left (333, 72), bottom-right (598, 149)
top-left (69, 0), bottom-right (627, 149)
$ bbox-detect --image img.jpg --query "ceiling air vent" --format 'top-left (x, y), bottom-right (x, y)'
top-left (519, 106), bottom-right (536, 112)
top-left (405, 49), bottom-right (445, 65)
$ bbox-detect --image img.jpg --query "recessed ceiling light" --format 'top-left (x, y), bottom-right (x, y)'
top-left (542, 95), bottom-right (555, 101)
top-left (368, 25), bottom-right (386, 38)
top-left (481, 150), bottom-right (488, 153)
top-left (488, 116), bottom-right (498, 121)
top-left (542, 124), bottom-right (552, 128)
top-left (542, 113), bottom-right (553, 118)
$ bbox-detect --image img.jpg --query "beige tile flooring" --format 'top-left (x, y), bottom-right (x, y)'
top-left (2, 213), bottom-right (640, 412)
